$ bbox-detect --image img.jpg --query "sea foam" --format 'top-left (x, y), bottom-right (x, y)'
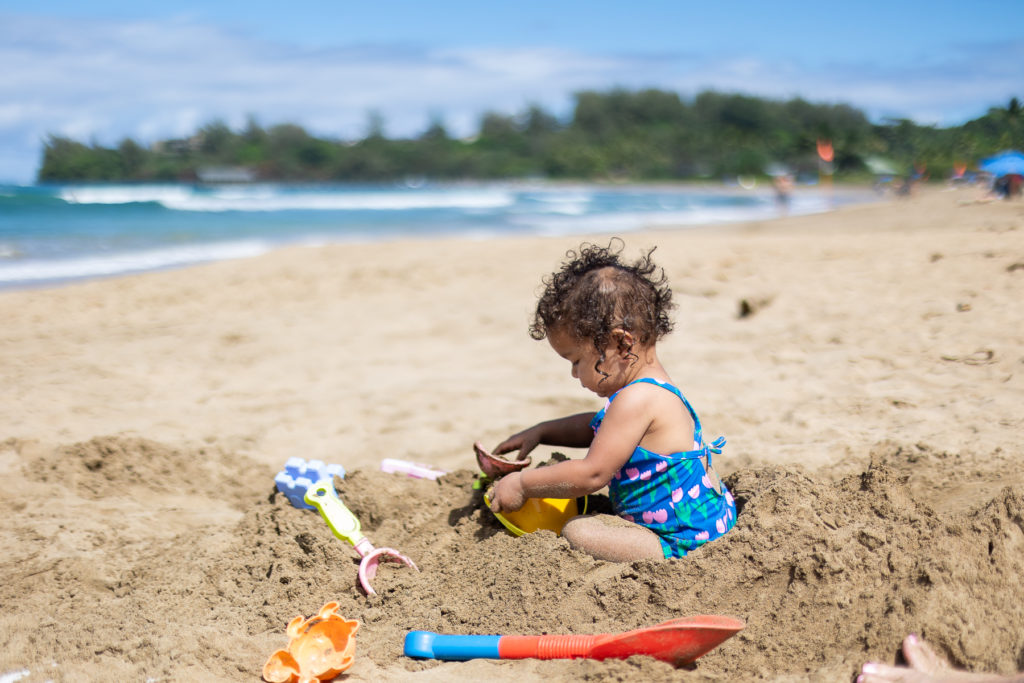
top-left (57, 184), bottom-right (517, 212)
top-left (0, 240), bottom-right (272, 284)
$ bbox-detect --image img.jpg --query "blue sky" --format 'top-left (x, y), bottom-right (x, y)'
top-left (2, 1), bottom-right (1021, 183)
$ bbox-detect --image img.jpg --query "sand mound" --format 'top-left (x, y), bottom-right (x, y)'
top-left (18, 436), bottom-right (262, 506)
top-left (1, 436), bottom-right (1022, 682)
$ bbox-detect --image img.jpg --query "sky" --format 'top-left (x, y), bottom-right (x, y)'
top-left (2, 1), bottom-right (1022, 183)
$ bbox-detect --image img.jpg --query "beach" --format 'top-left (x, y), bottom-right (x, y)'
top-left (1, 185), bottom-right (1022, 681)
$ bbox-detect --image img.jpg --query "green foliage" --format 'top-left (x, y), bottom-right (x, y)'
top-left (37, 91), bottom-right (1024, 183)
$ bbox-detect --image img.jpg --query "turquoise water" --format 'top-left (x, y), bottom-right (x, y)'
top-left (0, 181), bottom-right (863, 289)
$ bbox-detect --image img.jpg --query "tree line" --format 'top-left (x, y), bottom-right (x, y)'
top-left (37, 89), bottom-right (1024, 183)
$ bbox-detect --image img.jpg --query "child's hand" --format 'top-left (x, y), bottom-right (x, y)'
top-left (493, 426), bottom-right (543, 461)
top-left (489, 471), bottom-right (527, 513)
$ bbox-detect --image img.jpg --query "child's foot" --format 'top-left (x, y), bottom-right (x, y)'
top-left (562, 514), bottom-right (663, 562)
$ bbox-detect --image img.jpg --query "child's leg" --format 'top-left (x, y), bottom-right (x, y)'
top-left (562, 514), bottom-right (664, 561)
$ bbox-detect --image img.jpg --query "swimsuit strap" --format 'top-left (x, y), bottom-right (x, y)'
top-left (595, 377), bottom-right (727, 464)
top-left (619, 377), bottom-right (704, 440)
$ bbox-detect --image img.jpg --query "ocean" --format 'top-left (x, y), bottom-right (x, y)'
top-left (0, 181), bottom-right (866, 290)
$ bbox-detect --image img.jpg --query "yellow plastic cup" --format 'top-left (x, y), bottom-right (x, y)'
top-left (484, 494), bottom-right (588, 536)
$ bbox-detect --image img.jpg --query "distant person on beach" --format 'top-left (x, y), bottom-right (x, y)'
top-left (896, 176), bottom-right (914, 197)
top-left (992, 175), bottom-right (1011, 199)
top-left (999, 173), bottom-right (1023, 199)
top-left (773, 173), bottom-right (794, 213)
top-left (487, 239), bottom-right (736, 561)
top-left (858, 634), bottom-right (1024, 682)
top-left (897, 163), bottom-right (930, 198)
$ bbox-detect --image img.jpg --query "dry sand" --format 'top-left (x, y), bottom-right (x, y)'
top-left (1, 186), bottom-right (1022, 681)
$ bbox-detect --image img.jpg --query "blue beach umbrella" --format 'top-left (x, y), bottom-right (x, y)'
top-left (979, 150), bottom-right (1024, 177)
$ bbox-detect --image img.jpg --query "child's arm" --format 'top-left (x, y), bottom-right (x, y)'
top-left (492, 412), bottom-right (596, 460)
top-left (491, 391), bottom-right (652, 512)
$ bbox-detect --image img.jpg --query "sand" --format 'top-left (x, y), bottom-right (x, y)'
top-left (1, 186), bottom-right (1022, 682)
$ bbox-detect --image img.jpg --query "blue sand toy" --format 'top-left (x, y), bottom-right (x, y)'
top-left (275, 457), bottom-right (346, 510)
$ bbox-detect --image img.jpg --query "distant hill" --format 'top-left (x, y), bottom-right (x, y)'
top-left (38, 89), bottom-right (1023, 183)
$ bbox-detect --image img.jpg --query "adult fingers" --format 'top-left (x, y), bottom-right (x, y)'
top-left (900, 634), bottom-right (949, 675)
top-left (857, 661), bottom-right (928, 682)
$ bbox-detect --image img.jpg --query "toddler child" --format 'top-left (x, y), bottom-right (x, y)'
top-left (489, 239), bottom-right (736, 561)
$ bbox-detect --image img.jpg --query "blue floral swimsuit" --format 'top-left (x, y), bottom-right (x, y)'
top-left (589, 378), bottom-right (736, 558)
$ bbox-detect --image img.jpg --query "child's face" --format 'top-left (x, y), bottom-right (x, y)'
top-left (547, 327), bottom-right (627, 398)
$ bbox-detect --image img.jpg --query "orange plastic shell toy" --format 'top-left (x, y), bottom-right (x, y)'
top-left (263, 601), bottom-right (360, 683)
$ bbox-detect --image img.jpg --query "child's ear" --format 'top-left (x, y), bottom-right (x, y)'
top-left (611, 328), bottom-right (635, 355)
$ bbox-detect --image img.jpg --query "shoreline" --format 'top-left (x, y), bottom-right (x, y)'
top-left (0, 180), bottom-right (878, 292)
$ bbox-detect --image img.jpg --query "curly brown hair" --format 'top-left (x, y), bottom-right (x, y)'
top-left (530, 238), bottom-right (674, 374)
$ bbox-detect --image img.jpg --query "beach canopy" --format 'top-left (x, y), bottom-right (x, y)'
top-left (979, 150), bottom-right (1024, 177)
top-left (864, 156), bottom-right (900, 176)
top-left (763, 162), bottom-right (792, 177)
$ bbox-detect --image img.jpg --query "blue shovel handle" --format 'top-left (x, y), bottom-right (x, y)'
top-left (404, 631), bottom-right (501, 660)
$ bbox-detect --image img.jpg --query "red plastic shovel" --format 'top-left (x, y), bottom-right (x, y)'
top-left (404, 615), bottom-right (744, 667)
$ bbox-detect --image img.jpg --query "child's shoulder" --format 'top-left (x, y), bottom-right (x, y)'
top-left (620, 376), bottom-right (679, 396)
top-left (608, 377), bottom-right (696, 446)
top-left (612, 377), bottom-right (681, 410)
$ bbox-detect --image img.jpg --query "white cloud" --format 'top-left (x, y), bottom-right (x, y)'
top-left (0, 13), bottom-right (1019, 182)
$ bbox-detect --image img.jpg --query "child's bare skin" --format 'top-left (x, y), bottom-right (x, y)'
top-left (561, 513), bottom-right (663, 561)
top-left (486, 240), bottom-right (736, 561)
top-left (488, 328), bottom-right (677, 560)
